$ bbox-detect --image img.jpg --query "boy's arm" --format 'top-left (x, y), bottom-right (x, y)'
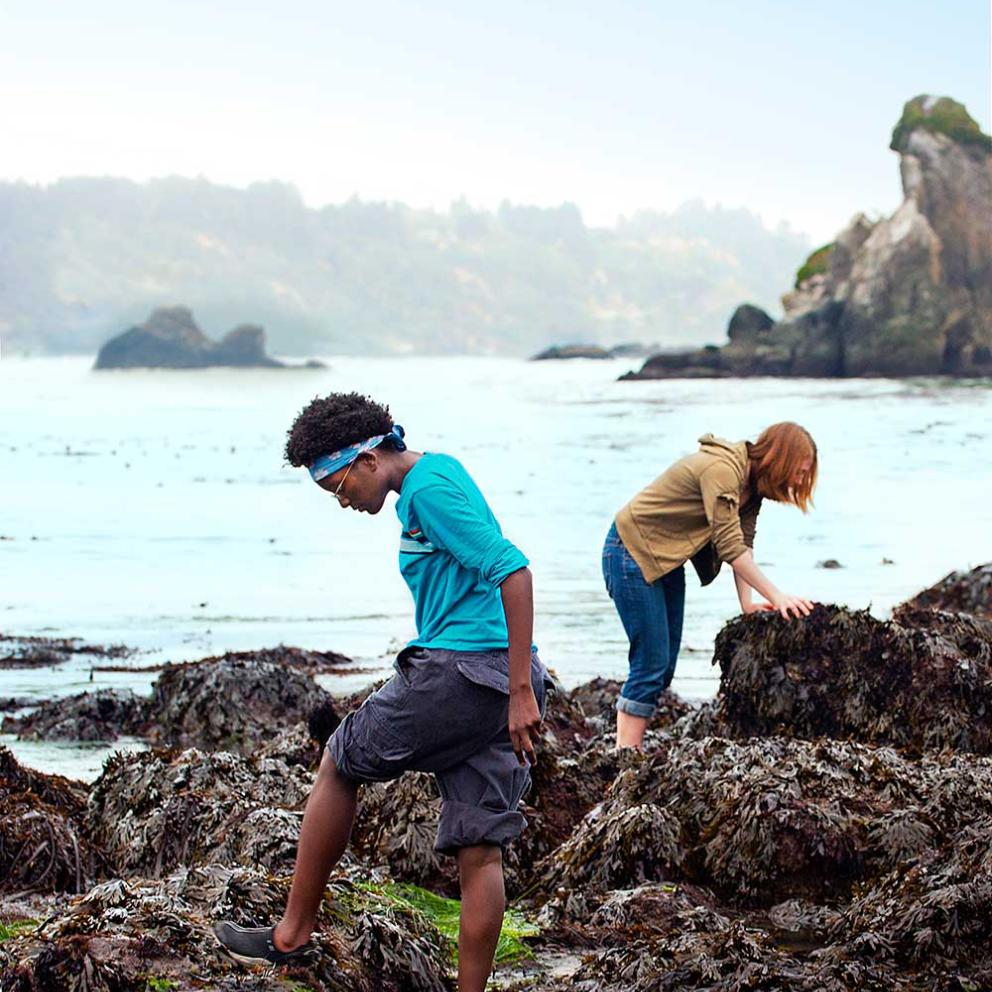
top-left (500, 567), bottom-right (542, 766)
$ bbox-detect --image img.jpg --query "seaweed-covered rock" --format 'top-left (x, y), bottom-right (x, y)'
top-left (148, 654), bottom-right (334, 754)
top-left (714, 604), bottom-right (992, 753)
top-left (85, 747), bottom-right (315, 877)
top-left (2, 689), bottom-right (149, 741)
top-left (1, 864), bottom-right (454, 992)
top-left (536, 737), bottom-right (992, 908)
top-left (0, 747), bottom-right (103, 893)
top-left (898, 561), bottom-right (992, 619)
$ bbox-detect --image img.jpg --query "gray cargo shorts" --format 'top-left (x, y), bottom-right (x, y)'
top-left (328, 645), bottom-right (553, 854)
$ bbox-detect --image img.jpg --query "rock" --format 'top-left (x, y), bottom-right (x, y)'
top-left (816, 558), bottom-right (843, 569)
top-left (714, 605), bottom-right (992, 753)
top-left (1, 688), bottom-right (148, 741)
top-left (726, 303), bottom-right (774, 341)
top-left (898, 561), bottom-right (992, 618)
top-left (624, 95), bottom-right (992, 380)
top-left (531, 344), bottom-right (611, 360)
top-left (94, 306), bottom-right (289, 369)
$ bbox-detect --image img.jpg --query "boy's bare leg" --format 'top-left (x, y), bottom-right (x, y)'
top-left (456, 844), bottom-right (505, 992)
top-left (273, 753), bottom-right (359, 952)
top-left (616, 710), bottom-right (649, 749)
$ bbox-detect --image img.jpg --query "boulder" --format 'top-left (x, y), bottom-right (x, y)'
top-left (725, 303), bottom-right (774, 342)
top-left (624, 95), bottom-right (992, 380)
top-left (531, 344), bottom-right (611, 360)
top-left (94, 306), bottom-right (285, 369)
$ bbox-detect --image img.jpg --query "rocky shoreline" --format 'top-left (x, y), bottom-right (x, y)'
top-left (623, 96), bottom-right (992, 380)
top-left (2, 563), bottom-right (990, 990)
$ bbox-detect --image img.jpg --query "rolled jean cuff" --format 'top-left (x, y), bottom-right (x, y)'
top-left (435, 801), bottom-right (526, 854)
top-left (616, 695), bottom-right (655, 719)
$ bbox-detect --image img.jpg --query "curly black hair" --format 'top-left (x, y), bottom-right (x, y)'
top-left (284, 392), bottom-right (397, 467)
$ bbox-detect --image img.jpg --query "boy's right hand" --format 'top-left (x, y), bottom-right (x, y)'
top-left (509, 687), bottom-right (542, 766)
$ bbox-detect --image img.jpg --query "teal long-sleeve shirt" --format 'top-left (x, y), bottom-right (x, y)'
top-left (395, 453), bottom-right (529, 650)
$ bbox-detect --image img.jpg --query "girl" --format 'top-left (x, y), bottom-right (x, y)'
top-left (215, 392), bottom-right (549, 992)
top-left (603, 422), bottom-right (817, 749)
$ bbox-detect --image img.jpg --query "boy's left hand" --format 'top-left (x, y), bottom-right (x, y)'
top-left (509, 687), bottom-right (542, 766)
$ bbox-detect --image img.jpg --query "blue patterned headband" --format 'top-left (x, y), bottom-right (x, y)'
top-left (308, 425), bottom-right (407, 482)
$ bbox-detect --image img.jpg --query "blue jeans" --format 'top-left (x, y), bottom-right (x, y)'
top-left (602, 522), bottom-right (686, 718)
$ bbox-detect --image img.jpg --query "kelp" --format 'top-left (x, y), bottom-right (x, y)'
top-left (148, 655), bottom-right (335, 754)
top-left (0, 636), bottom-right (135, 670)
top-left (535, 737), bottom-right (992, 908)
top-left (85, 747), bottom-right (315, 878)
top-left (1, 864), bottom-right (454, 992)
top-left (714, 605), bottom-right (992, 753)
top-left (2, 689), bottom-right (149, 742)
top-left (0, 748), bottom-right (101, 894)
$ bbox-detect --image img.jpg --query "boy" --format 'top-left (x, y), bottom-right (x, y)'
top-left (215, 392), bottom-right (549, 992)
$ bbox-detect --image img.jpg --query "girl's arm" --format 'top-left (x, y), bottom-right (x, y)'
top-left (500, 567), bottom-right (542, 766)
top-left (730, 549), bottom-right (813, 620)
top-left (733, 568), bottom-right (773, 613)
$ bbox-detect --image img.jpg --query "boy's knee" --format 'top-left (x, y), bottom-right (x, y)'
top-left (456, 842), bottom-right (503, 873)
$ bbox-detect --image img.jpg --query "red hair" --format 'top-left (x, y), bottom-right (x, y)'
top-left (750, 422), bottom-right (818, 511)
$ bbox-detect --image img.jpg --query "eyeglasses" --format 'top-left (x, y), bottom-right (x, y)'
top-left (329, 459), bottom-right (355, 502)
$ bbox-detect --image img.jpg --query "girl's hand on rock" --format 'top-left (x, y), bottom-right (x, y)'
top-left (772, 594), bottom-right (815, 620)
top-left (743, 601), bottom-right (776, 614)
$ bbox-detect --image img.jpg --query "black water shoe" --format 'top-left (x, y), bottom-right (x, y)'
top-left (213, 921), bottom-right (313, 965)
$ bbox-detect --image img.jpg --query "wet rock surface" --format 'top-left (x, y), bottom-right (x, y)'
top-left (6, 578), bottom-right (992, 989)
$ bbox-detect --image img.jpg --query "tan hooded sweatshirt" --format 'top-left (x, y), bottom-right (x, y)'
top-left (615, 434), bottom-right (761, 586)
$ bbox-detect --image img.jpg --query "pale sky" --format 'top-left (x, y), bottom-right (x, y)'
top-left (2, 0), bottom-right (989, 242)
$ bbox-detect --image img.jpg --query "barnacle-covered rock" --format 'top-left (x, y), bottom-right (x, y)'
top-left (1, 864), bottom-right (453, 992)
top-left (898, 561), bottom-right (992, 618)
top-left (148, 655), bottom-right (335, 754)
top-left (714, 604), bottom-right (992, 752)
top-left (535, 737), bottom-right (992, 909)
top-left (0, 747), bottom-right (103, 893)
top-left (85, 747), bottom-right (314, 877)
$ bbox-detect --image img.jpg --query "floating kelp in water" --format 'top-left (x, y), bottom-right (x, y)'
top-left (714, 605), bottom-right (992, 753)
top-left (0, 636), bottom-right (135, 670)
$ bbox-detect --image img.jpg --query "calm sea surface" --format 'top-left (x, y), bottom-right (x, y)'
top-left (2, 355), bottom-right (991, 778)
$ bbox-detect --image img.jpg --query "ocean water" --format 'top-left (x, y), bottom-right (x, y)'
top-left (2, 355), bottom-right (990, 778)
